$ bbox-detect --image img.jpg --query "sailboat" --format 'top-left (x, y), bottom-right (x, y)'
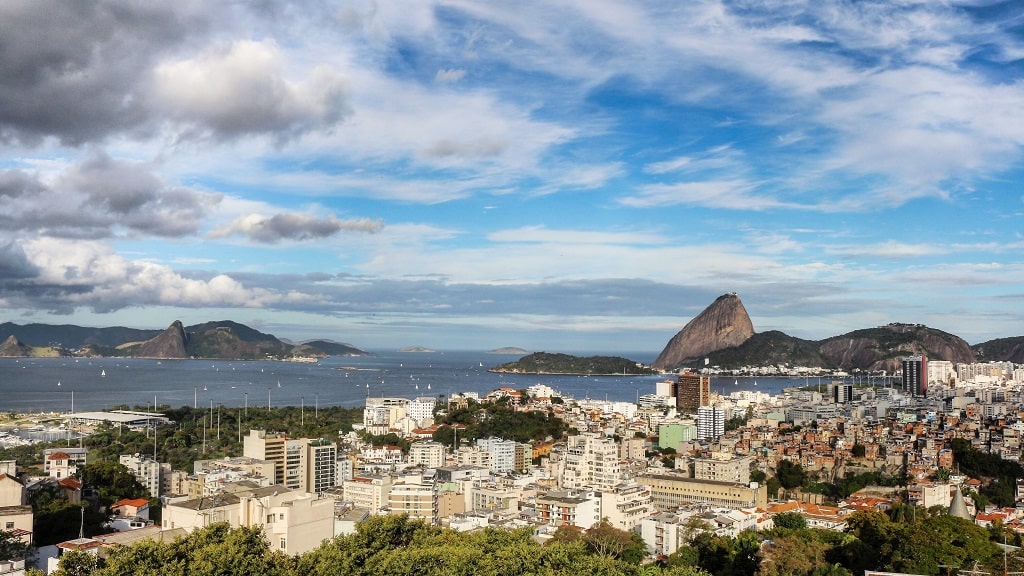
top-left (277, 380), bottom-right (281, 388)
top-left (100, 370), bottom-right (106, 377)
top-left (427, 383), bottom-right (431, 390)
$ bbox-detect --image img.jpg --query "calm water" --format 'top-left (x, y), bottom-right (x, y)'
top-left (0, 351), bottom-right (807, 413)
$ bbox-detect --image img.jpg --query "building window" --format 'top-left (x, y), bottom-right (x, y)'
top-left (279, 539), bottom-right (286, 550)
top-left (4, 522), bottom-right (12, 529)
top-left (266, 515), bottom-right (274, 524)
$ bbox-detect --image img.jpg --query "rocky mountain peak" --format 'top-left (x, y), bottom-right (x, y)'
top-left (653, 292), bottom-right (755, 370)
top-left (134, 320), bottom-right (189, 359)
top-left (0, 335), bottom-right (31, 357)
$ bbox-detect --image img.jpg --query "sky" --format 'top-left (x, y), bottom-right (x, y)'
top-left (1, 1), bottom-right (1024, 353)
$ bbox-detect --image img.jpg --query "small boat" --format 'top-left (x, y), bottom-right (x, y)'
top-left (277, 381), bottom-right (281, 388)
top-left (203, 385), bottom-right (207, 391)
top-left (100, 370), bottom-right (106, 377)
top-left (734, 380), bottom-right (738, 386)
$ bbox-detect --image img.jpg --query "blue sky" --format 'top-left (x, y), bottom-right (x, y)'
top-left (1, 1), bottom-right (1023, 352)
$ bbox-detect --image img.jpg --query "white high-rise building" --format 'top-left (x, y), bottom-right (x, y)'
top-left (561, 434), bottom-right (622, 491)
top-left (406, 397), bottom-right (437, 425)
top-left (475, 437), bottom-right (516, 473)
top-left (697, 406), bottom-right (726, 441)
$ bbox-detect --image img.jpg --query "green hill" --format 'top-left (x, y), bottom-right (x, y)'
top-left (491, 352), bottom-right (656, 375)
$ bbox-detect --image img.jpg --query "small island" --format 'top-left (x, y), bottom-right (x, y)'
top-left (490, 352), bottom-right (657, 375)
top-left (398, 346), bottom-right (435, 353)
top-left (488, 347), bottom-right (528, 355)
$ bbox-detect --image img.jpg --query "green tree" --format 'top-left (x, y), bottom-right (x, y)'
top-left (776, 460), bottom-right (806, 490)
top-left (772, 511), bottom-right (807, 531)
top-left (51, 549), bottom-right (101, 576)
top-left (0, 529), bottom-right (30, 562)
top-left (582, 521), bottom-right (645, 563)
top-left (78, 461), bottom-right (150, 505)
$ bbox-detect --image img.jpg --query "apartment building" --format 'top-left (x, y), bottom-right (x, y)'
top-left (409, 441), bottom-right (445, 468)
top-left (600, 483), bottom-right (653, 532)
top-left (162, 483), bottom-right (333, 556)
top-left (388, 475), bottom-right (437, 524)
top-left (119, 453), bottom-right (172, 498)
top-left (535, 489), bottom-right (601, 529)
top-left (342, 474), bottom-right (393, 515)
top-left (561, 434), bottom-right (622, 491)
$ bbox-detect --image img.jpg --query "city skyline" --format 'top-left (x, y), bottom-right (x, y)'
top-left (1, 2), bottom-right (1023, 352)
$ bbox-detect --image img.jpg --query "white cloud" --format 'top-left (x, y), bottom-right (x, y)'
top-left (152, 39), bottom-right (351, 140)
top-left (435, 68), bottom-right (467, 83)
top-left (21, 238), bottom-right (283, 310)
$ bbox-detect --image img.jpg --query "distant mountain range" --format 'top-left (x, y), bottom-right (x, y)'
top-left (0, 320), bottom-right (368, 360)
top-left (655, 293), bottom-right (1022, 372)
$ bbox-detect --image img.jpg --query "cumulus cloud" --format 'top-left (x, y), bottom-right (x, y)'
top-left (0, 151), bottom-right (219, 239)
top-left (152, 40), bottom-right (352, 141)
top-left (0, 241), bottom-right (38, 280)
top-left (211, 213), bottom-right (383, 243)
top-left (0, 1), bottom-right (204, 145)
top-left (21, 238), bottom-right (281, 312)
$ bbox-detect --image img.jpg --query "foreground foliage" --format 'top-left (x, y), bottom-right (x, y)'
top-left (46, 516), bottom-right (710, 576)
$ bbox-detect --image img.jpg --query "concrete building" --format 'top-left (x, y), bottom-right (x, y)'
top-left (600, 483), bottom-right (653, 532)
top-left (243, 430), bottom-right (288, 485)
top-left (676, 372), bottom-right (711, 413)
top-left (536, 489), bottom-right (601, 529)
top-left (692, 454), bottom-right (752, 484)
top-left (475, 437), bottom-right (516, 474)
top-left (697, 406), bottom-right (726, 440)
top-left (0, 474), bottom-right (31, 549)
top-left (161, 483), bottom-right (334, 556)
top-left (43, 448), bottom-right (87, 479)
top-left (243, 431), bottom-right (337, 494)
top-left (409, 441), bottom-right (446, 469)
top-left (342, 475), bottom-right (392, 515)
top-left (902, 354), bottom-right (927, 397)
top-left (119, 454), bottom-right (171, 498)
top-left (659, 423), bottom-right (698, 451)
top-left (405, 397), bottom-right (437, 425)
top-left (455, 446), bottom-right (493, 470)
top-left (306, 439), bottom-right (338, 495)
top-left (388, 476), bottom-right (437, 524)
top-left (638, 472), bottom-right (767, 510)
top-left (561, 434), bottom-right (622, 491)
top-left (469, 481), bottom-right (518, 515)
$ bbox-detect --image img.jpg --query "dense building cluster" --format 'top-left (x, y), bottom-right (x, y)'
top-left (12, 355), bottom-right (1024, 573)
